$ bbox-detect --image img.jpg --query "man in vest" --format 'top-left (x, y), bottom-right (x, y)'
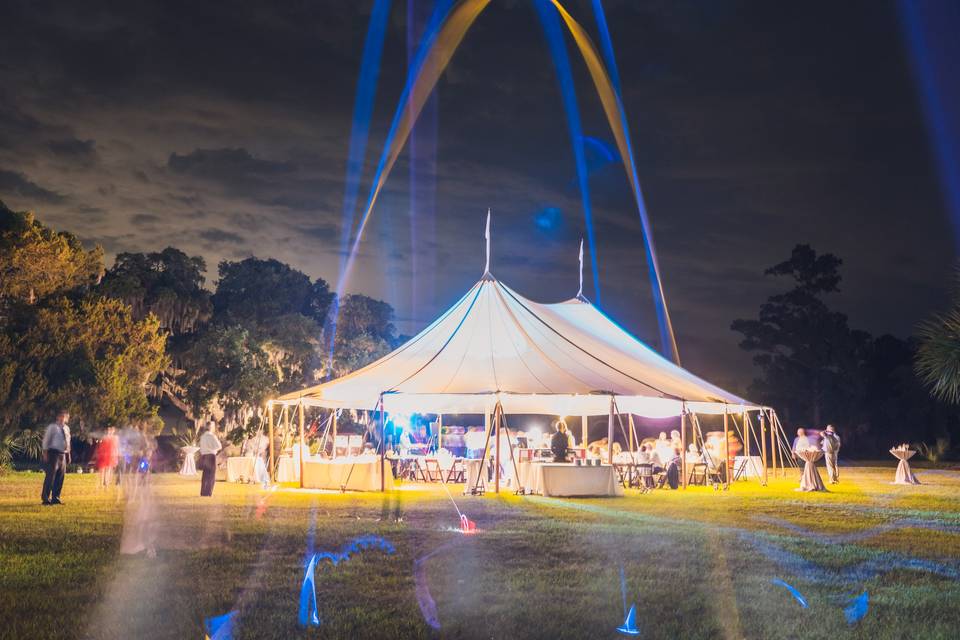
top-left (41, 410), bottom-right (71, 505)
top-left (821, 425), bottom-right (841, 484)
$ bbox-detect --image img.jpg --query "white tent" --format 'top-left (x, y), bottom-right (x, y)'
top-left (276, 273), bottom-right (757, 417)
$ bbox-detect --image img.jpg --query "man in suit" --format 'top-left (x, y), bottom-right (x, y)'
top-left (41, 410), bottom-right (71, 505)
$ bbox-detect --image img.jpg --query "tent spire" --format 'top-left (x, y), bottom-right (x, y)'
top-left (577, 238), bottom-right (584, 298)
top-left (484, 209), bottom-right (491, 275)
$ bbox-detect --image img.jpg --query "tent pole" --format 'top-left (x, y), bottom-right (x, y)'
top-left (760, 410), bottom-right (768, 486)
top-left (770, 409), bottom-right (779, 479)
top-left (723, 407), bottom-right (731, 489)
top-left (473, 403), bottom-right (495, 494)
top-left (628, 414), bottom-right (635, 453)
top-left (438, 414), bottom-right (443, 450)
top-left (267, 402), bottom-right (275, 482)
top-left (581, 414), bottom-right (588, 453)
top-left (494, 403), bottom-right (501, 494)
top-left (607, 396), bottom-right (615, 465)
top-left (743, 409), bottom-right (750, 461)
top-left (681, 405), bottom-right (688, 489)
top-left (331, 409), bottom-right (338, 458)
top-left (298, 401), bottom-right (305, 489)
top-left (379, 395), bottom-right (385, 492)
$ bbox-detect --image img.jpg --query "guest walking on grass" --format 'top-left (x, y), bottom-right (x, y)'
top-left (199, 421), bottom-right (222, 497)
top-left (821, 425), bottom-right (841, 484)
top-left (41, 410), bottom-right (71, 505)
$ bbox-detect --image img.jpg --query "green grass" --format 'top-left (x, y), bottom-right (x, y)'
top-left (1, 465), bottom-right (959, 639)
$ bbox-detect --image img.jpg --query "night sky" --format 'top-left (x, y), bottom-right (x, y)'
top-left (0, 0), bottom-right (954, 395)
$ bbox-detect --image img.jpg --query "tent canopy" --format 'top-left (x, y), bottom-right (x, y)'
top-left (276, 274), bottom-right (757, 417)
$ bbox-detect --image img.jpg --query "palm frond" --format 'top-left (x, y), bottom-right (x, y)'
top-left (915, 308), bottom-right (960, 403)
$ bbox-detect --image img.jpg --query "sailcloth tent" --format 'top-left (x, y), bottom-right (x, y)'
top-left (276, 273), bottom-right (758, 418)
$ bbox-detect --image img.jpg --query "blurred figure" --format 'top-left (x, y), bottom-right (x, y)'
top-left (654, 432), bottom-right (673, 467)
top-left (792, 428), bottom-right (812, 456)
top-left (199, 422), bottom-right (222, 497)
top-left (41, 410), bottom-right (71, 505)
top-left (95, 426), bottom-right (120, 488)
top-left (660, 448), bottom-right (681, 489)
top-left (554, 420), bottom-right (576, 449)
top-left (685, 443), bottom-right (702, 465)
top-left (821, 425), bottom-right (841, 484)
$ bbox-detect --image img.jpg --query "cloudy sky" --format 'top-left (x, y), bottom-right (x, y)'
top-left (0, 0), bottom-right (955, 394)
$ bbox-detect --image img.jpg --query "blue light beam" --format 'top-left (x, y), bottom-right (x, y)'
top-left (534, 0), bottom-right (603, 303)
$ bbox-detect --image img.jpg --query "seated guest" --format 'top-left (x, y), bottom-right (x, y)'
top-left (685, 443), bottom-right (702, 465)
top-left (587, 437), bottom-right (609, 458)
top-left (635, 444), bottom-right (652, 464)
top-left (660, 448), bottom-right (682, 490)
top-left (654, 433), bottom-right (673, 467)
top-left (670, 429), bottom-right (682, 451)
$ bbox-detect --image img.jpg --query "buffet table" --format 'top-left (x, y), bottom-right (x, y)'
top-left (226, 456), bottom-right (257, 483)
top-left (276, 455), bottom-right (297, 483)
top-left (519, 461), bottom-right (623, 497)
top-left (301, 457), bottom-right (393, 491)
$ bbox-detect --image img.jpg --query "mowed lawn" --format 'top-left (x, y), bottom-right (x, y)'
top-left (2, 464), bottom-right (960, 639)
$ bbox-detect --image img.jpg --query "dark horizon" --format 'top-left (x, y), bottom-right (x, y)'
top-left (0, 0), bottom-right (955, 395)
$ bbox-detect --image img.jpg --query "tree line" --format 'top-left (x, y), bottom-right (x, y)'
top-left (0, 201), bottom-right (399, 454)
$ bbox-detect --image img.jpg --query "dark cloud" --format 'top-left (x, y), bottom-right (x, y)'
top-left (198, 228), bottom-right (245, 245)
top-left (130, 213), bottom-right (161, 226)
top-left (47, 137), bottom-right (98, 163)
top-left (0, 170), bottom-right (65, 203)
top-left (167, 148), bottom-right (296, 182)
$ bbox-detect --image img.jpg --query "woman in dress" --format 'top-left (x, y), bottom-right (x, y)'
top-left (95, 426), bottom-right (120, 488)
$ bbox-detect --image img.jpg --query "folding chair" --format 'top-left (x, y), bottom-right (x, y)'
top-left (412, 457), bottom-right (430, 482)
top-left (636, 463), bottom-right (655, 491)
top-left (446, 458), bottom-right (466, 483)
top-left (425, 458), bottom-right (444, 482)
top-left (688, 463), bottom-right (708, 486)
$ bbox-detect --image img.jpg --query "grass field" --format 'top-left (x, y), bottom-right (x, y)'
top-left (2, 464), bottom-right (960, 639)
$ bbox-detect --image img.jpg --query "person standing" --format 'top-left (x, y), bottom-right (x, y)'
top-left (821, 425), bottom-right (841, 484)
top-left (41, 410), bottom-right (71, 505)
top-left (199, 422), bottom-right (222, 497)
top-left (95, 426), bottom-right (120, 488)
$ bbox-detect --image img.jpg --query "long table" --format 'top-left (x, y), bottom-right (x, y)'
top-left (301, 458), bottom-right (393, 491)
top-left (226, 456), bottom-right (256, 483)
top-left (519, 461), bottom-right (623, 497)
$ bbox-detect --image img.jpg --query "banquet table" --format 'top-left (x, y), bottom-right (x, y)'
top-left (520, 461), bottom-right (623, 497)
top-left (276, 455), bottom-right (297, 483)
top-left (226, 456), bottom-right (257, 483)
top-left (301, 457), bottom-right (393, 491)
top-left (464, 459), bottom-right (486, 493)
top-left (733, 455), bottom-right (763, 479)
top-left (179, 446), bottom-right (199, 476)
top-left (796, 450), bottom-right (827, 492)
top-left (890, 449), bottom-right (921, 485)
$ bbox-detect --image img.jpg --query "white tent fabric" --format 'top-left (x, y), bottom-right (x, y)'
top-left (277, 275), bottom-right (757, 417)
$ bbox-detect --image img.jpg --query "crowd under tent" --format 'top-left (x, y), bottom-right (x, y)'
top-left (269, 231), bottom-right (794, 494)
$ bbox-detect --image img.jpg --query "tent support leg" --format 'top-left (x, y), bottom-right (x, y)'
top-left (473, 405), bottom-right (495, 495)
top-left (268, 402), bottom-right (275, 482)
top-left (723, 408), bottom-right (731, 489)
top-left (331, 410), bottom-right (338, 458)
top-left (581, 414), bottom-right (588, 455)
top-left (760, 410), bottom-right (768, 486)
top-left (681, 407), bottom-right (688, 489)
top-left (298, 401), bottom-right (305, 489)
top-left (494, 403), bottom-right (502, 494)
top-left (379, 396), bottom-right (385, 492)
top-left (628, 414), bottom-right (635, 453)
top-left (607, 397), bottom-right (615, 465)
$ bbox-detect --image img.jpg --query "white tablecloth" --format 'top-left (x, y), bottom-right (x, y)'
top-left (891, 449), bottom-right (921, 485)
top-left (796, 450), bottom-right (826, 492)
top-left (276, 455), bottom-right (297, 482)
top-left (301, 457), bottom-right (393, 491)
top-left (179, 446), bottom-right (199, 476)
top-left (464, 459), bottom-right (486, 493)
top-left (521, 462), bottom-right (623, 497)
top-left (226, 456), bottom-right (256, 483)
top-left (734, 455), bottom-right (763, 478)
